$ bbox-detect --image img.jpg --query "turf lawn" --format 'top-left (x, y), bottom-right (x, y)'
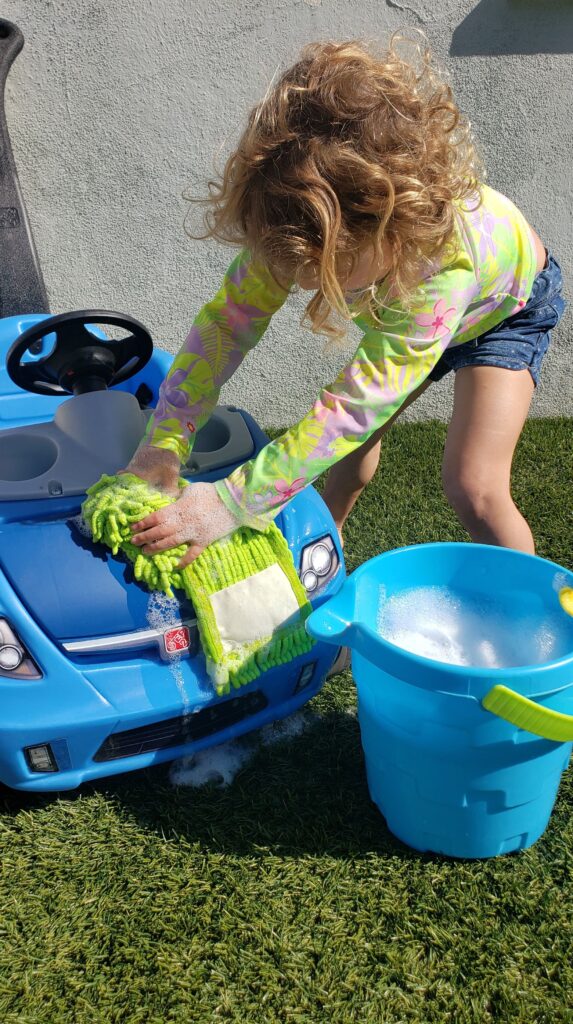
top-left (1, 418), bottom-right (572, 1024)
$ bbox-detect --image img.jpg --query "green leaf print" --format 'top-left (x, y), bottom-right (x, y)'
top-left (276, 419), bottom-right (325, 463)
top-left (195, 312), bottom-right (233, 379)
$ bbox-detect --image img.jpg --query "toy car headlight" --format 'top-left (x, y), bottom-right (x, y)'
top-left (299, 536), bottom-right (339, 594)
top-left (0, 619), bottom-right (41, 679)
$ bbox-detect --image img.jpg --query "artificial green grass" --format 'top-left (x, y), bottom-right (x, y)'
top-left (1, 418), bottom-right (572, 1024)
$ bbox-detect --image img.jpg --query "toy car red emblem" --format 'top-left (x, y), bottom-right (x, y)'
top-left (163, 626), bottom-right (191, 655)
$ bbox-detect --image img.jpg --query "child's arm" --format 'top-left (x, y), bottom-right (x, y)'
top-left (131, 260), bottom-right (479, 561)
top-left (215, 261), bottom-right (480, 524)
top-left (127, 249), bottom-right (289, 483)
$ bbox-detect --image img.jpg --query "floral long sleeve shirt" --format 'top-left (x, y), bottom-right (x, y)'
top-left (144, 186), bottom-right (538, 522)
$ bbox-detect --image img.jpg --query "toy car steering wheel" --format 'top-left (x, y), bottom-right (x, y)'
top-left (6, 309), bottom-right (153, 396)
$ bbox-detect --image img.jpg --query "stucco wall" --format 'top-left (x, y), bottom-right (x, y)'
top-left (2, 0), bottom-right (572, 425)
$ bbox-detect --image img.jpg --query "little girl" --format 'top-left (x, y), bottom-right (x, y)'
top-left (128, 37), bottom-right (565, 566)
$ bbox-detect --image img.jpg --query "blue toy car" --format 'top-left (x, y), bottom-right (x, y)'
top-left (0, 19), bottom-right (345, 791)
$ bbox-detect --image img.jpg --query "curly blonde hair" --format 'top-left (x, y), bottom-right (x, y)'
top-left (189, 34), bottom-right (483, 338)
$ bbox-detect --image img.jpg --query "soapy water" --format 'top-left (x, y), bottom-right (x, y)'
top-left (145, 591), bottom-right (209, 709)
top-left (146, 591), bottom-right (206, 719)
top-left (119, 447), bottom-right (239, 545)
top-left (70, 515), bottom-right (208, 704)
top-left (376, 585), bottom-right (573, 669)
top-left (73, 513), bottom-right (311, 783)
top-left (69, 513), bottom-right (93, 539)
top-left (170, 711), bottom-right (312, 788)
top-left (69, 507), bottom-right (333, 786)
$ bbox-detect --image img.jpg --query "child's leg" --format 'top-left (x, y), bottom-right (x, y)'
top-left (322, 380), bottom-right (430, 536)
top-left (442, 365), bottom-right (535, 553)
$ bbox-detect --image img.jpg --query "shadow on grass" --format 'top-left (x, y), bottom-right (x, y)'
top-left (3, 421), bottom-right (570, 867)
top-left (0, 692), bottom-right (435, 864)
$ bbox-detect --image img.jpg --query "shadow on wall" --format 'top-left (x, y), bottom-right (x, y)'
top-left (450, 0), bottom-right (573, 55)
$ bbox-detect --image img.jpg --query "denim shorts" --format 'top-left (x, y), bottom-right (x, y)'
top-left (429, 253), bottom-right (566, 386)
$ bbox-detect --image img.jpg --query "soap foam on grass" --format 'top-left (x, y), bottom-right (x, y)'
top-left (169, 711), bottom-right (312, 788)
top-left (376, 585), bottom-right (567, 669)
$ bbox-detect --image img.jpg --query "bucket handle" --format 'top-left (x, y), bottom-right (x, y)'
top-left (483, 685), bottom-right (573, 742)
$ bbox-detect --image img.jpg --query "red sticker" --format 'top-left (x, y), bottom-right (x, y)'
top-left (163, 626), bottom-right (191, 654)
top-left (186, 422), bottom-right (196, 434)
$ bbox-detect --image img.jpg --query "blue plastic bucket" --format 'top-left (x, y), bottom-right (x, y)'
top-left (307, 543), bottom-right (573, 858)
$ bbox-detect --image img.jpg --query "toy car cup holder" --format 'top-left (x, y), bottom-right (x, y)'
top-left (193, 415), bottom-right (231, 453)
top-left (0, 390), bottom-right (149, 498)
top-left (183, 407), bottom-right (254, 475)
top-left (0, 433), bottom-right (58, 480)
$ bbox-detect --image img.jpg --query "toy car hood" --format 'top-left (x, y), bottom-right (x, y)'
top-left (0, 512), bottom-right (165, 640)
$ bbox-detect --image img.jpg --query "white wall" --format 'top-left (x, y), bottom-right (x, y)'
top-left (2, 0), bottom-right (572, 425)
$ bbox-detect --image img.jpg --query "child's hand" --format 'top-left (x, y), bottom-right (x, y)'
top-left (121, 445), bottom-right (181, 497)
top-left (130, 481), bottom-right (238, 566)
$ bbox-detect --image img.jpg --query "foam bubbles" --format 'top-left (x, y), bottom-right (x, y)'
top-left (376, 585), bottom-right (571, 669)
top-left (146, 591), bottom-right (182, 632)
top-left (146, 592), bottom-right (195, 709)
top-left (170, 740), bottom-right (252, 787)
top-left (69, 513), bottom-right (93, 539)
top-left (169, 711), bottom-right (312, 788)
top-left (131, 481), bottom-right (237, 551)
top-left (125, 445), bottom-right (180, 497)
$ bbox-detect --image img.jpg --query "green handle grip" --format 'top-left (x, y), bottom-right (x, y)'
top-left (482, 684), bottom-right (573, 742)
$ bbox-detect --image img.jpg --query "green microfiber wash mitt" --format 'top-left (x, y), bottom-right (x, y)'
top-left (82, 473), bottom-right (315, 695)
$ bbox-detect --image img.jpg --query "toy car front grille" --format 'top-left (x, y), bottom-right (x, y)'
top-left (93, 690), bottom-right (269, 762)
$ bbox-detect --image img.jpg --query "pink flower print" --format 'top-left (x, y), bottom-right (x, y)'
top-left (415, 299), bottom-right (457, 339)
top-left (268, 477), bottom-right (306, 506)
top-left (224, 301), bottom-right (268, 339)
